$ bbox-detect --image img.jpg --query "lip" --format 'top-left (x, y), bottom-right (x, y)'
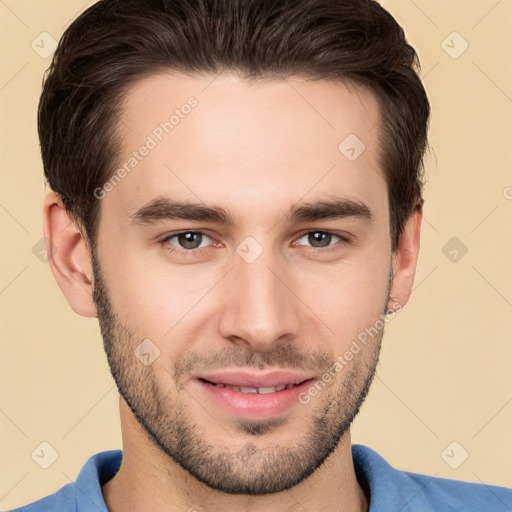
top-left (193, 370), bottom-right (317, 388)
top-left (192, 373), bottom-right (318, 420)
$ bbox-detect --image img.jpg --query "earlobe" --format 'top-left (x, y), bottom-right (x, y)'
top-left (42, 191), bottom-right (98, 318)
top-left (387, 201), bottom-right (423, 313)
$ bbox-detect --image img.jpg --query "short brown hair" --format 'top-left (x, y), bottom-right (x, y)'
top-left (38, 0), bottom-right (430, 251)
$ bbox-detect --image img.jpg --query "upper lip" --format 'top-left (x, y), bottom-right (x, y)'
top-left (195, 370), bottom-right (317, 388)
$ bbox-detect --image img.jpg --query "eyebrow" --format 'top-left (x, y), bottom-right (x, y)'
top-left (129, 195), bottom-right (374, 226)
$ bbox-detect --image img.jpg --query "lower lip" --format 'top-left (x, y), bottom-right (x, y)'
top-left (194, 378), bottom-right (317, 420)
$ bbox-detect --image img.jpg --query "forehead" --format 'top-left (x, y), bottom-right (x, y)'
top-left (106, 72), bottom-right (386, 226)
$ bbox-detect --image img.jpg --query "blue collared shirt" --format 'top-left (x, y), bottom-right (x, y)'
top-left (11, 445), bottom-right (512, 511)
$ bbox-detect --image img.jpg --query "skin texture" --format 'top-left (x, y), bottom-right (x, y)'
top-left (43, 73), bottom-right (422, 511)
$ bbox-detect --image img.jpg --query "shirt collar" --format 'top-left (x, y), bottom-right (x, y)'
top-left (352, 443), bottom-right (438, 511)
top-left (75, 449), bottom-right (122, 511)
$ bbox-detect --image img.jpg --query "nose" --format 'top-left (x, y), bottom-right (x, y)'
top-left (217, 251), bottom-right (302, 352)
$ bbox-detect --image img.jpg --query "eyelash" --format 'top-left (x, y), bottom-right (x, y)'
top-left (160, 230), bottom-right (350, 255)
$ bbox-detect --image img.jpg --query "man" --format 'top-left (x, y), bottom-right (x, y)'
top-left (13, 0), bottom-right (511, 510)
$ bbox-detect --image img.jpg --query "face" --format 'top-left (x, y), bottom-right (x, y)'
top-left (92, 73), bottom-right (395, 495)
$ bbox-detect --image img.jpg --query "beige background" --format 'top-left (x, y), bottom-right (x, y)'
top-left (1, 0), bottom-right (511, 508)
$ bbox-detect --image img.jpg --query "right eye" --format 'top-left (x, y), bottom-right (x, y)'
top-left (161, 231), bottom-right (215, 252)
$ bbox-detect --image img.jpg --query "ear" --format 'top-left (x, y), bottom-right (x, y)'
top-left (42, 191), bottom-right (98, 317)
top-left (387, 201), bottom-right (423, 313)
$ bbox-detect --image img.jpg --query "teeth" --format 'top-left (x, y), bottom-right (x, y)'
top-left (213, 383), bottom-right (293, 394)
top-left (240, 386), bottom-right (258, 393)
top-left (257, 387), bottom-right (277, 394)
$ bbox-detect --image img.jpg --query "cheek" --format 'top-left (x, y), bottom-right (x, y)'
top-left (102, 248), bottom-right (219, 346)
top-left (296, 251), bottom-right (390, 343)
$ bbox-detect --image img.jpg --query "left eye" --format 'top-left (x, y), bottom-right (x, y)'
top-left (295, 231), bottom-right (344, 248)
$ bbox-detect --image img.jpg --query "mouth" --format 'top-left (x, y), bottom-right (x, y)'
top-left (193, 376), bottom-right (318, 420)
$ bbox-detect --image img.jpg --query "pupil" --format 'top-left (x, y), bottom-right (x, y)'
top-left (179, 232), bottom-right (201, 249)
top-left (309, 231), bottom-right (331, 247)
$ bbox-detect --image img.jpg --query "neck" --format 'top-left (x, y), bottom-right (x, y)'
top-left (102, 400), bottom-right (369, 512)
